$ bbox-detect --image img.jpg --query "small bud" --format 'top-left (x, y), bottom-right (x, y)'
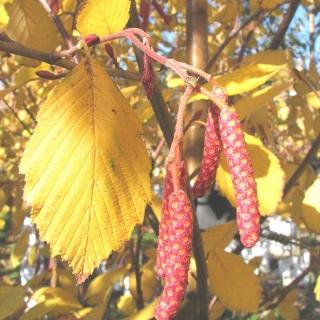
top-left (36, 70), bottom-right (66, 80)
top-left (83, 34), bottom-right (100, 46)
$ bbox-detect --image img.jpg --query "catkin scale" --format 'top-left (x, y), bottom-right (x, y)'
top-left (191, 102), bottom-right (222, 198)
top-left (219, 106), bottom-right (260, 247)
top-left (155, 190), bottom-right (193, 320)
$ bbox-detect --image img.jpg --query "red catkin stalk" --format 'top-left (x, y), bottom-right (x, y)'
top-left (155, 190), bottom-right (193, 320)
top-left (219, 106), bottom-right (260, 247)
top-left (156, 161), bottom-right (187, 277)
top-left (191, 102), bottom-right (222, 198)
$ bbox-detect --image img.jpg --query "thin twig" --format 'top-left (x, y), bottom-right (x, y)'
top-left (284, 133), bottom-right (320, 198)
top-left (269, 0), bottom-right (302, 50)
top-left (1, 99), bottom-right (32, 135)
top-left (132, 227), bottom-right (145, 310)
top-left (38, 0), bottom-right (80, 63)
top-left (205, 9), bottom-right (264, 72)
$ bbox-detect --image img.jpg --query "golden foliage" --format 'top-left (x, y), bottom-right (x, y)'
top-left (76, 0), bottom-right (130, 37)
top-left (20, 57), bottom-right (152, 281)
top-left (6, 0), bottom-right (60, 67)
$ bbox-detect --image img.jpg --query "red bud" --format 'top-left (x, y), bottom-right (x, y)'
top-left (36, 70), bottom-right (66, 80)
top-left (83, 34), bottom-right (100, 46)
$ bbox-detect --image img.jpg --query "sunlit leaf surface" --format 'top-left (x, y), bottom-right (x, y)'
top-left (76, 0), bottom-right (130, 37)
top-left (6, 0), bottom-right (59, 67)
top-left (20, 57), bottom-right (152, 282)
top-left (207, 250), bottom-right (262, 313)
top-left (302, 178), bottom-right (320, 233)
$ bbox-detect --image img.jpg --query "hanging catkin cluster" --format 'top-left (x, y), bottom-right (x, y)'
top-left (155, 82), bottom-right (260, 319)
top-left (191, 104), bottom-right (260, 247)
top-left (155, 161), bottom-right (193, 320)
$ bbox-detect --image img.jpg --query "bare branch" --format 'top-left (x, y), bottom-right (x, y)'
top-left (269, 0), bottom-right (302, 50)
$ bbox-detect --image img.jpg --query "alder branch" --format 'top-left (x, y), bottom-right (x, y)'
top-left (205, 8), bottom-right (264, 72)
top-left (39, 0), bottom-right (81, 64)
top-left (0, 35), bottom-right (141, 81)
top-left (2, 99), bottom-right (33, 135)
top-left (269, 0), bottom-right (302, 50)
top-left (251, 251), bottom-right (320, 319)
top-left (131, 227), bottom-right (145, 310)
top-left (283, 133), bottom-right (320, 197)
top-left (127, 1), bottom-right (175, 145)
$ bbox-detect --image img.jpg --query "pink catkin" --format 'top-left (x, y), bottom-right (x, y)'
top-left (155, 190), bottom-right (193, 320)
top-left (219, 106), bottom-right (260, 247)
top-left (156, 162), bottom-right (187, 277)
top-left (191, 102), bottom-right (222, 198)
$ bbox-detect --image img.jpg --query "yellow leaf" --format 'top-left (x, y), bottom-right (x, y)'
top-left (0, 282), bottom-right (25, 319)
top-left (121, 85), bottom-right (139, 99)
top-left (301, 178), bottom-right (320, 233)
top-left (0, 218), bottom-right (5, 230)
top-left (315, 276), bottom-right (320, 301)
top-left (306, 91), bottom-right (320, 109)
top-left (117, 295), bottom-right (136, 316)
top-left (235, 83), bottom-right (292, 120)
top-left (0, 78), bottom-right (38, 100)
top-left (82, 302), bottom-right (106, 320)
top-left (10, 228), bottom-right (30, 268)
top-left (216, 134), bottom-right (285, 216)
top-left (217, 64), bottom-right (285, 96)
top-left (166, 77), bottom-right (184, 88)
top-left (171, 61), bottom-right (286, 101)
top-left (283, 163), bottom-right (316, 197)
top-left (76, 0), bottom-right (130, 37)
top-left (202, 221), bottom-right (237, 253)
top-left (129, 267), bottom-right (156, 302)
top-left (259, 0), bottom-right (286, 8)
top-left (0, 0), bottom-right (11, 29)
top-left (20, 299), bottom-right (60, 320)
top-left (207, 250), bottom-right (262, 313)
top-left (84, 267), bottom-right (127, 305)
top-left (20, 57), bottom-right (152, 281)
top-left (213, 1), bottom-right (243, 23)
top-left (33, 287), bottom-right (82, 316)
top-left (209, 301), bottom-right (225, 320)
top-left (6, 0), bottom-right (60, 67)
top-left (278, 289), bottom-right (299, 320)
top-left (248, 256), bottom-right (263, 270)
top-left (0, 188), bottom-right (8, 212)
top-left (123, 297), bottom-right (160, 320)
top-left (240, 51), bottom-right (287, 67)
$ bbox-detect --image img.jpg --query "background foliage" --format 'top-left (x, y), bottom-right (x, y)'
top-left (0, 0), bottom-right (320, 319)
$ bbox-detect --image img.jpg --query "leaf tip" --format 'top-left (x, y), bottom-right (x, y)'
top-left (76, 273), bottom-right (90, 285)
